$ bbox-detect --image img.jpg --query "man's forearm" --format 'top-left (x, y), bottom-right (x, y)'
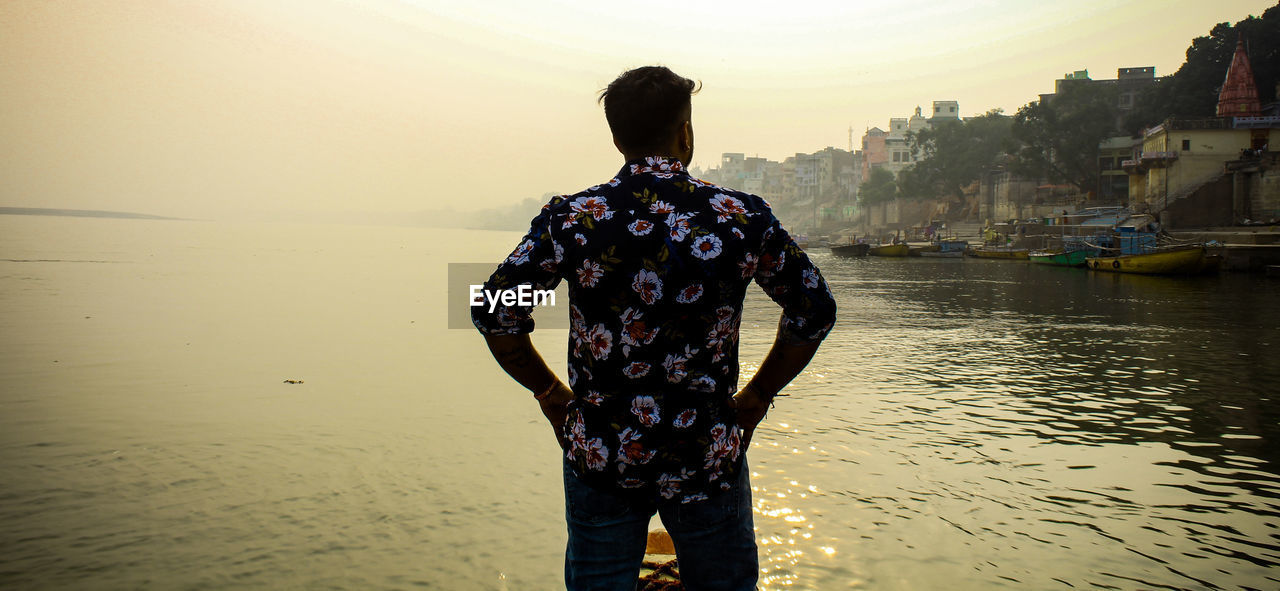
top-left (482, 333), bottom-right (560, 395)
top-left (745, 316), bottom-right (824, 398)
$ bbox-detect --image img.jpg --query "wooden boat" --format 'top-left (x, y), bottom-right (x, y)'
top-left (640, 530), bottom-right (680, 588)
top-left (908, 244), bottom-right (936, 257)
top-left (830, 243), bottom-right (869, 257)
top-left (1029, 249), bottom-right (1091, 267)
top-left (967, 246), bottom-right (1029, 260)
top-left (919, 239), bottom-right (967, 258)
top-left (1086, 245), bottom-right (1219, 275)
top-left (867, 243), bottom-right (909, 257)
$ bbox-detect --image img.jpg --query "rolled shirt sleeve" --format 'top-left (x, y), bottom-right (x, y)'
top-left (752, 213), bottom-right (837, 344)
top-left (471, 201), bottom-right (564, 335)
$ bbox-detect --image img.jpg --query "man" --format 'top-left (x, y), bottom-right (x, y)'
top-left (472, 66), bottom-right (836, 590)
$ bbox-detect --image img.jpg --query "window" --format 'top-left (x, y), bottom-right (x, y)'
top-left (1181, 139), bottom-right (1191, 151)
top-left (892, 152), bottom-right (901, 162)
top-left (949, 106), bottom-right (955, 113)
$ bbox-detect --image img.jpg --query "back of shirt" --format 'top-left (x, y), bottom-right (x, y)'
top-left (473, 156), bottom-right (836, 502)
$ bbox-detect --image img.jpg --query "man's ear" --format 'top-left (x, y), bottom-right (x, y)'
top-left (680, 121), bottom-right (692, 150)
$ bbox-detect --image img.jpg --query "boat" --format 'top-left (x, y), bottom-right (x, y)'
top-left (830, 242), bottom-right (870, 257)
top-left (867, 243), bottom-right (909, 257)
top-left (1029, 249), bottom-right (1091, 267)
top-left (1086, 245), bottom-right (1220, 275)
top-left (919, 239), bottom-right (968, 258)
top-left (907, 244), bottom-right (936, 257)
top-left (967, 246), bottom-right (1029, 260)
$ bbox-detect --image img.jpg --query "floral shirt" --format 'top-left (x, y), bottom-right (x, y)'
top-left (472, 156), bottom-right (836, 503)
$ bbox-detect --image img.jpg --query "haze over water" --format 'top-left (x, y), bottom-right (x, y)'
top-left (2, 215), bottom-right (1277, 589)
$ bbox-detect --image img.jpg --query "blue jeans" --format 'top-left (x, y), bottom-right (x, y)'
top-left (562, 460), bottom-right (758, 591)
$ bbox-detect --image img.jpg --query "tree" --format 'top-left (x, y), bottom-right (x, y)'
top-left (1009, 81), bottom-right (1119, 194)
top-left (1125, 4), bottom-right (1280, 134)
top-left (899, 109), bottom-right (1012, 202)
top-left (858, 167), bottom-right (897, 207)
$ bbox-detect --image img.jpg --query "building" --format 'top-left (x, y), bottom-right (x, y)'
top-left (927, 100), bottom-right (959, 126)
top-left (1123, 41), bottom-right (1277, 218)
top-left (861, 102), bottom-right (958, 183)
top-left (1038, 67), bottom-right (1159, 129)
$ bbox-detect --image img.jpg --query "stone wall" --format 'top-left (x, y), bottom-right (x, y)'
top-left (1161, 175), bottom-right (1234, 228)
top-left (1246, 153), bottom-right (1280, 222)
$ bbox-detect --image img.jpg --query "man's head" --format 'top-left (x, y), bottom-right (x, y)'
top-left (599, 66), bottom-right (699, 164)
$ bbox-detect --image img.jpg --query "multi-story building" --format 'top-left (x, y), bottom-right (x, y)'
top-left (1123, 41), bottom-right (1277, 215)
top-left (927, 100), bottom-right (960, 127)
top-left (1038, 67), bottom-right (1159, 127)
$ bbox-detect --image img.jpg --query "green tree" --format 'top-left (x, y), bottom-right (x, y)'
top-left (1010, 81), bottom-right (1119, 194)
top-left (900, 109), bottom-right (1012, 202)
top-left (1125, 4), bottom-right (1280, 134)
top-left (857, 167), bottom-right (897, 207)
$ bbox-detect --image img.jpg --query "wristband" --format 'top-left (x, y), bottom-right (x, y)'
top-left (534, 380), bottom-right (559, 401)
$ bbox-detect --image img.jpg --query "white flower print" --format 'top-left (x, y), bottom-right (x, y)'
top-left (691, 375), bottom-right (717, 392)
top-left (709, 194), bottom-right (747, 222)
top-left (583, 438), bottom-right (609, 471)
top-left (569, 305), bottom-right (588, 348)
top-left (663, 349), bottom-right (693, 384)
top-left (584, 390), bottom-right (604, 406)
top-left (628, 219), bottom-right (655, 236)
top-left (623, 361), bottom-right (650, 378)
top-left (802, 267), bottom-right (820, 289)
top-left (657, 472), bottom-right (684, 499)
top-left (681, 493), bottom-right (710, 504)
top-left (739, 253), bottom-right (758, 278)
top-left (553, 240), bottom-right (565, 264)
top-left (631, 269), bottom-right (663, 305)
top-left (691, 234), bottom-right (723, 260)
top-left (620, 308), bottom-right (658, 347)
top-left (666, 213), bottom-right (693, 242)
top-left (506, 239), bottom-right (535, 265)
top-left (731, 227), bottom-right (745, 240)
top-left (586, 323), bottom-right (613, 360)
top-left (574, 233), bottom-right (587, 246)
top-left (570, 196), bottom-right (613, 221)
top-left (674, 409), bottom-right (696, 429)
top-left (650, 201), bottom-right (675, 215)
top-left (704, 423), bottom-right (741, 478)
top-left (675, 283), bottom-right (703, 304)
top-left (617, 427), bottom-right (655, 466)
top-left (577, 259), bottom-right (603, 287)
top-left (630, 395), bottom-right (660, 427)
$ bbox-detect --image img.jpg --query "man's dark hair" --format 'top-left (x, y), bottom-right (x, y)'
top-left (599, 66), bottom-right (700, 154)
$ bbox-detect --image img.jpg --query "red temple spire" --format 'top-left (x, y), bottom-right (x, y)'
top-left (1217, 37), bottom-right (1261, 118)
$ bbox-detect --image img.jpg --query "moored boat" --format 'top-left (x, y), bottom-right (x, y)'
top-left (968, 246), bottom-right (1030, 260)
top-left (1029, 249), bottom-right (1091, 267)
top-left (1086, 245), bottom-right (1219, 274)
top-left (867, 243), bottom-right (910, 257)
top-left (830, 242), bottom-right (870, 257)
top-left (919, 239), bottom-right (968, 258)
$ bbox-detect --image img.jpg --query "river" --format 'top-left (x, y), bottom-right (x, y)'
top-left (1, 215), bottom-right (1277, 589)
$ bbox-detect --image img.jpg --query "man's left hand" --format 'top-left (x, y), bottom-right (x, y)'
top-left (728, 383), bottom-right (771, 447)
top-left (538, 382), bottom-right (575, 450)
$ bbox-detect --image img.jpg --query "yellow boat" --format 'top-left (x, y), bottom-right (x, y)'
top-left (1086, 246), bottom-right (1218, 274)
top-left (867, 243), bottom-right (909, 257)
top-left (967, 246), bottom-right (1030, 260)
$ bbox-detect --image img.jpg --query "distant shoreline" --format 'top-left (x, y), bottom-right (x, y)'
top-left (0, 207), bottom-right (183, 221)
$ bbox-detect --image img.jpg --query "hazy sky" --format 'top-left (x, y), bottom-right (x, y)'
top-left (1, 0), bottom-right (1274, 219)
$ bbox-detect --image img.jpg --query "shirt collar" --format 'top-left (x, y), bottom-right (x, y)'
top-left (616, 156), bottom-right (687, 179)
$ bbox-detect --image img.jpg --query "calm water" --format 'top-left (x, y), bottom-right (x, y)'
top-left (2, 216), bottom-right (1278, 590)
